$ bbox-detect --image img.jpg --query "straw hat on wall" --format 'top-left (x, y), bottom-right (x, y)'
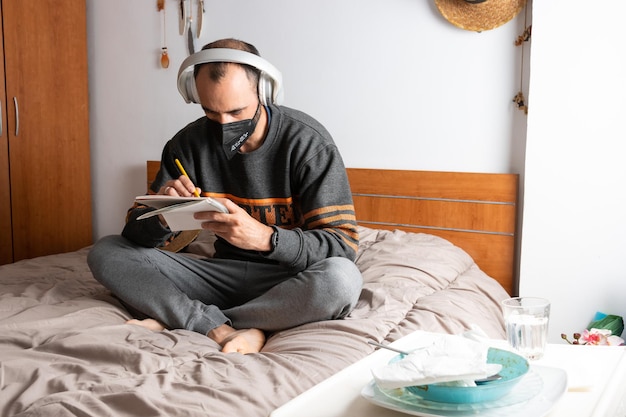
top-left (434, 0), bottom-right (527, 32)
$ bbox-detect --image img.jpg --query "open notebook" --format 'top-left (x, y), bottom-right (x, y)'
top-left (135, 195), bottom-right (228, 231)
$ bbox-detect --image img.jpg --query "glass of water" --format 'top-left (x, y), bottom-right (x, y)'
top-left (502, 297), bottom-right (550, 360)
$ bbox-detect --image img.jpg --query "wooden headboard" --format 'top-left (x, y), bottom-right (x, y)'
top-left (146, 161), bottom-right (518, 295)
top-left (346, 168), bottom-right (518, 295)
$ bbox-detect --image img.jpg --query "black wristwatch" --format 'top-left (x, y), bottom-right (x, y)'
top-left (269, 226), bottom-right (279, 253)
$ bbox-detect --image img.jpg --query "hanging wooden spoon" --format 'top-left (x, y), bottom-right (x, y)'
top-left (161, 47), bottom-right (170, 69)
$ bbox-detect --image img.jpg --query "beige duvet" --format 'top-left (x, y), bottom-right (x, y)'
top-left (0, 227), bottom-right (509, 417)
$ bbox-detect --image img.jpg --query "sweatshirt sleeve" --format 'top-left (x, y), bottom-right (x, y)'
top-left (121, 204), bottom-right (174, 248)
top-left (264, 143), bottom-right (359, 270)
top-left (120, 147), bottom-right (180, 248)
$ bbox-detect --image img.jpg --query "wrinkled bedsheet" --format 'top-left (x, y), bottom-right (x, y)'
top-left (0, 227), bottom-right (509, 417)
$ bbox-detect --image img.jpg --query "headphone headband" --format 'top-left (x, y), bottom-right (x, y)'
top-left (177, 48), bottom-right (284, 105)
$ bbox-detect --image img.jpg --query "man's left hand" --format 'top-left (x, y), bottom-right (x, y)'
top-left (194, 198), bottom-right (274, 252)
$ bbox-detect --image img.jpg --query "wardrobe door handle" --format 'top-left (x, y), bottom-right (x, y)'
top-left (0, 101), bottom-right (2, 137)
top-left (13, 97), bottom-right (19, 136)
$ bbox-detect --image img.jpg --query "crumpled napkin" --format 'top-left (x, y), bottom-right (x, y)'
top-left (371, 331), bottom-right (501, 390)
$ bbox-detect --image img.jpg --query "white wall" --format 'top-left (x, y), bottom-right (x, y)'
top-left (86, 0), bottom-right (626, 344)
top-left (521, 1), bottom-right (626, 341)
top-left (86, 0), bottom-right (529, 239)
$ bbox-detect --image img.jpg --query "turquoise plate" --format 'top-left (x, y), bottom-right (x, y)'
top-left (395, 348), bottom-right (529, 404)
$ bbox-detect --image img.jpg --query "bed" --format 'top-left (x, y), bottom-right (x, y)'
top-left (0, 163), bottom-right (518, 417)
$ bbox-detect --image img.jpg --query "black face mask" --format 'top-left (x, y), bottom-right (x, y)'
top-left (208, 103), bottom-right (262, 160)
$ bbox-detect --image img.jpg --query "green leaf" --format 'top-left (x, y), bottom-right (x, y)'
top-left (587, 315), bottom-right (624, 337)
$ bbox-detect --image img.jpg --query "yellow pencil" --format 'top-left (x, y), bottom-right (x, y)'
top-left (174, 158), bottom-right (200, 197)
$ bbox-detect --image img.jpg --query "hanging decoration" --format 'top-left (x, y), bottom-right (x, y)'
top-left (197, 0), bottom-right (205, 39)
top-left (512, 92), bottom-right (528, 115)
top-left (157, 0), bottom-right (169, 68)
top-left (158, 0), bottom-right (205, 67)
top-left (178, 0), bottom-right (204, 55)
top-left (185, 0), bottom-right (194, 54)
top-left (434, 0), bottom-right (527, 33)
top-left (515, 25), bottom-right (532, 46)
top-left (512, 10), bottom-right (532, 115)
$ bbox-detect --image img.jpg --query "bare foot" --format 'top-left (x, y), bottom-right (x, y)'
top-left (127, 318), bottom-right (166, 331)
top-left (221, 329), bottom-right (266, 354)
top-left (208, 324), bottom-right (265, 354)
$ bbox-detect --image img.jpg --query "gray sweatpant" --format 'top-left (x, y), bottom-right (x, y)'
top-left (87, 235), bottom-right (363, 335)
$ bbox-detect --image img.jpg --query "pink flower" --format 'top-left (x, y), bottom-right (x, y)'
top-left (581, 328), bottom-right (625, 346)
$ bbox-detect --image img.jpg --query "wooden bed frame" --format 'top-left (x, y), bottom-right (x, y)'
top-left (147, 161), bottom-right (518, 295)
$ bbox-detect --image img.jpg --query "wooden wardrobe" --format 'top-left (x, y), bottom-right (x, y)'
top-left (0, 0), bottom-right (92, 264)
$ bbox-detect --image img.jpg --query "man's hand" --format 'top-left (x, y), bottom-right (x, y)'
top-left (194, 198), bottom-right (274, 252)
top-left (159, 175), bottom-right (200, 197)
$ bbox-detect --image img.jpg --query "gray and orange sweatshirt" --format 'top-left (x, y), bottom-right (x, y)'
top-left (122, 105), bottom-right (359, 272)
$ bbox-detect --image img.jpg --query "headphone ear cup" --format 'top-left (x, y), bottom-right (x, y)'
top-left (178, 71), bottom-right (200, 104)
top-left (186, 74), bottom-right (200, 104)
top-left (257, 73), bottom-right (273, 106)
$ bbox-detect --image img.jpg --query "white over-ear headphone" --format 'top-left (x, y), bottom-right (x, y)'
top-left (177, 48), bottom-right (284, 105)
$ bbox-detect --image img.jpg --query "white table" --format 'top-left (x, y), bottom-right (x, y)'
top-left (270, 331), bottom-right (626, 417)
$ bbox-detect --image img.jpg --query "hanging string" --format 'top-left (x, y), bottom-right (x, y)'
top-left (158, 0), bottom-right (170, 68)
top-left (512, 2), bottom-right (531, 114)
